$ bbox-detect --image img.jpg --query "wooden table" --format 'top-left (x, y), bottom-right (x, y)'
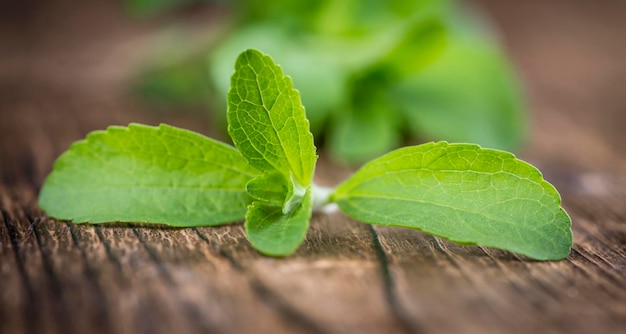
top-left (1, 1), bottom-right (625, 333)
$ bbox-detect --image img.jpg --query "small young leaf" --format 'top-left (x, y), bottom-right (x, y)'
top-left (246, 171), bottom-right (307, 215)
top-left (227, 48), bottom-right (317, 187)
top-left (245, 191), bottom-right (312, 256)
top-left (246, 171), bottom-right (289, 206)
top-left (39, 124), bottom-right (259, 226)
top-left (332, 142), bottom-right (572, 260)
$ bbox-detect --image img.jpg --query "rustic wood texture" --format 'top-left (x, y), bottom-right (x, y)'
top-left (1, 1), bottom-right (625, 333)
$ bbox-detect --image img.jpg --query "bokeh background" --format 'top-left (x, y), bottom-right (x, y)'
top-left (2, 0), bottom-right (625, 170)
top-left (1, 1), bottom-right (626, 333)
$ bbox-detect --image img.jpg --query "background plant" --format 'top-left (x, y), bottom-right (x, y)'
top-left (132, 0), bottom-right (526, 164)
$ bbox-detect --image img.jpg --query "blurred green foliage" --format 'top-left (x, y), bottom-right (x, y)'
top-left (125, 0), bottom-right (209, 17)
top-left (132, 0), bottom-right (526, 164)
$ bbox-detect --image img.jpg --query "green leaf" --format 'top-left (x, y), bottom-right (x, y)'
top-left (375, 14), bottom-right (447, 77)
top-left (332, 142), bottom-right (572, 260)
top-left (227, 49), bottom-right (317, 256)
top-left (227, 49), bottom-right (317, 187)
top-left (38, 123), bottom-right (259, 226)
top-left (245, 191), bottom-right (312, 256)
top-left (208, 0), bottom-right (447, 141)
top-left (392, 14), bottom-right (526, 151)
top-left (208, 24), bottom-right (348, 135)
top-left (328, 99), bottom-right (401, 165)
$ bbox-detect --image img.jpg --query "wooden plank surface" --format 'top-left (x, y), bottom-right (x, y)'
top-left (1, 1), bottom-right (625, 333)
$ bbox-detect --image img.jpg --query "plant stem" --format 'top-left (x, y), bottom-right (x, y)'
top-left (311, 183), bottom-right (336, 212)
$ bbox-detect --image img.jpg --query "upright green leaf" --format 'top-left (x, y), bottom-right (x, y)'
top-left (39, 124), bottom-right (259, 226)
top-left (227, 48), bottom-right (317, 187)
top-left (208, 24), bottom-right (347, 134)
top-left (227, 49), bottom-right (317, 255)
top-left (332, 142), bottom-right (572, 260)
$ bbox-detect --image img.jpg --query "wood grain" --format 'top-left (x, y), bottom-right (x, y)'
top-left (1, 1), bottom-right (625, 333)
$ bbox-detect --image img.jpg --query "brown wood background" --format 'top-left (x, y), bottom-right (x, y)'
top-left (1, 1), bottom-right (625, 333)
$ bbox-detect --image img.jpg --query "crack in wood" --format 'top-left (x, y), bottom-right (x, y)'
top-left (66, 222), bottom-right (114, 333)
top-left (570, 246), bottom-right (626, 293)
top-left (428, 235), bottom-right (509, 317)
top-left (93, 225), bottom-right (127, 286)
top-left (477, 246), bottom-right (567, 312)
top-left (132, 228), bottom-right (175, 283)
top-left (31, 213), bottom-right (76, 334)
top-left (132, 227), bottom-right (225, 334)
top-left (247, 279), bottom-right (326, 334)
top-left (192, 227), bottom-right (243, 271)
top-left (1, 207), bottom-right (38, 334)
top-left (368, 225), bottom-right (423, 334)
